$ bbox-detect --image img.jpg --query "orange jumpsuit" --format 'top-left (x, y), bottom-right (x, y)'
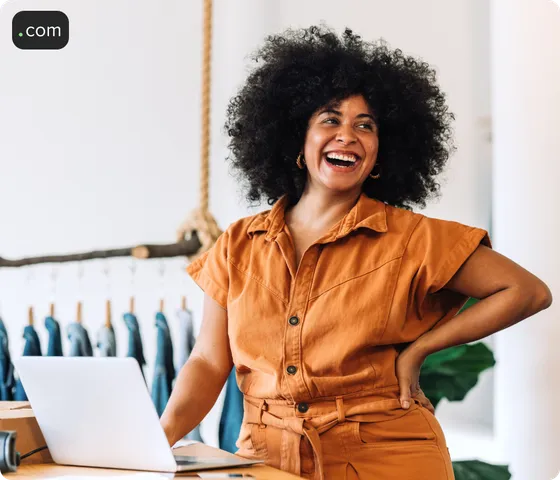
top-left (187, 193), bottom-right (491, 479)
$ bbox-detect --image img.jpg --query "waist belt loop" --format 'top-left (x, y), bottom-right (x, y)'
top-left (335, 396), bottom-right (345, 423)
top-left (258, 399), bottom-right (268, 427)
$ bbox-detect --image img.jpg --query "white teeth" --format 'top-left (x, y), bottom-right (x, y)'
top-left (325, 153), bottom-right (358, 162)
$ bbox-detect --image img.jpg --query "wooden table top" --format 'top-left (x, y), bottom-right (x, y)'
top-left (5, 442), bottom-right (302, 479)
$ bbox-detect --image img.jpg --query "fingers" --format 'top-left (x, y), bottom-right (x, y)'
top-left (413, 388), bottom-right (436, 415)
top-left (398, 376), bottom-right (411, 409)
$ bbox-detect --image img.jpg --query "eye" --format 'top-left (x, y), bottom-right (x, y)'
top-left (323, 117), bottom-right (339, 124)
top-left (358, 123), bottom-right (375, 130)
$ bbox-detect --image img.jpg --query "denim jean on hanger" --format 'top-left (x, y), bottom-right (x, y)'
top-left (176, 308), bottom-right (203, 442)
top-left (151, 312), bottom-right (175, 417)
top-left (14, 324), bottom-right (42, 401)
top-left (219, 368), bottom-right (244, 454)
top-left (123, 312), bottom-right (146, 377)
top-left (67, 323), bottom-right (93, 357)
top-left (176, 308), bottom-right (196, 369)
top-left (96, 325), bottom-right (116, 357)
top-left (0, 319), bottom-right (14, 401)
top-left (45, 316), bottom-right (63, 356)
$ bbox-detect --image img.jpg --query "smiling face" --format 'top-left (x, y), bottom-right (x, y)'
top-left (302, 94), bottom-right (379, 196)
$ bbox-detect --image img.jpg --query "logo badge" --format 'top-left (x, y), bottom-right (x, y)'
top-left (12, 11), bottom-right (69, 50)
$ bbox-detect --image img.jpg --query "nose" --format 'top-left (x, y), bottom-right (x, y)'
top-left (336, 123), bottom-right (357, 145)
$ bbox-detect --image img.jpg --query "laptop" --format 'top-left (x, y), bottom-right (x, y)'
top-left (13, 356), bottom-right (262, 473)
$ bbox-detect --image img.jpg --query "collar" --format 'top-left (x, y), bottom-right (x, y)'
top-left (247, 193), bottom-right (388, 242)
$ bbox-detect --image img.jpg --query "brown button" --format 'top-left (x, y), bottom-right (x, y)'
top-left (297, 402), bottom-right (309, 413)
top-left (288, 316), bottom-right (300, 326)
top-left (287, 365), bottom-right (297, 375)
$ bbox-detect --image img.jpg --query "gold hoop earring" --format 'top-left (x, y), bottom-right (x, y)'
top-left (296, 153), bottom-right (306, 170)
top-left (369, 164), bottom-right (381, 180)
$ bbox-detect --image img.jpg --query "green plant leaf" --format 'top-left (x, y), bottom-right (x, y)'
top-left (420, 342), bottom-right (495, 409)
top-left (421, 299), bottom-right (510, 477)
top-left (453, 460), bottom-right (511, 480)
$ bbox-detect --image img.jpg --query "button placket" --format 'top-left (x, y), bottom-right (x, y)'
top-left (284, 247), bottom-right (319, 400)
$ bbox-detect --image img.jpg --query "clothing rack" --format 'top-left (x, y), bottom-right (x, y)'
top-left (0, 234), bottom-right (201, 268)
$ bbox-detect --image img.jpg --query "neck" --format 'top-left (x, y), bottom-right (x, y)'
top-left (287, 188), bottom-right (361, 231)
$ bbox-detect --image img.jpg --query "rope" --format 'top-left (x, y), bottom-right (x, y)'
top-left (200, 0), bottom-right (212, 214)
top-left (176, 0), bottom-right (222, 261)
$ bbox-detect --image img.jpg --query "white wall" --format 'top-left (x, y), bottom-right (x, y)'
top-left (491, 0), bottom-right (560, 477)
top-left (0, 0), bottom-right (493, 454)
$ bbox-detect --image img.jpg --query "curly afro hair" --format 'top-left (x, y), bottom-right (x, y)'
top-left (225, 25), bottom-right (455, 210)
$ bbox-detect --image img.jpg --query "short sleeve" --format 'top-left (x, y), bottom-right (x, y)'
top-left (186, 229), bottom-right (230, 309)
top-left (407, 215), bottom-right (492, 326)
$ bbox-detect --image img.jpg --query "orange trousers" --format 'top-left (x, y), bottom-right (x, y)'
top-left (236, 388), bottom-right (455, 480)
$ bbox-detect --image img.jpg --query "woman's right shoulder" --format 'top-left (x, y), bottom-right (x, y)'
top-left (222, 208), bottom-right (273, 244)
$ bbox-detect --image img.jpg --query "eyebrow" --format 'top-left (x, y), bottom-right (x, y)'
top-left (318, 108), bottom-right (376, 122)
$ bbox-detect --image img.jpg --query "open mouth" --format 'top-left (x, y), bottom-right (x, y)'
top-left (324, 152), bottom-right (361, 168)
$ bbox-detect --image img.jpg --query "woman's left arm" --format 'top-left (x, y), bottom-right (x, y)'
top-left (397, 244), bottom-right (553, 409)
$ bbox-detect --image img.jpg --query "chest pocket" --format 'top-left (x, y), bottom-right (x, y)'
top-left (307, 255), bottom-right (402, 341)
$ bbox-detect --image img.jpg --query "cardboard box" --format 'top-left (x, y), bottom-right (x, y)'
top-left (0, 402), bottom-right (52, 465)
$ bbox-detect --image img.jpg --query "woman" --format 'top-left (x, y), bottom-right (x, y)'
top-left (161, 26), bottom-right (552, 479)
